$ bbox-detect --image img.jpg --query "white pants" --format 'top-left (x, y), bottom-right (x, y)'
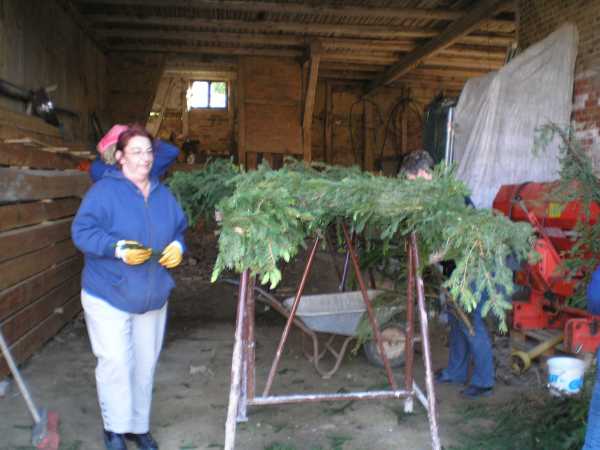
top-left (82, 290), bottom-right (167, 434)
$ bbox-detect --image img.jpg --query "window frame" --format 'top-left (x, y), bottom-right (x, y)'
top-left (187, 79), bottom-right (228, 110)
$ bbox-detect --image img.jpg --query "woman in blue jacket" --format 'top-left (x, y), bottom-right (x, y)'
top-left (72, 124), bottom-right (187, 450)
top-left (583, 266), bottom-right (600, 449)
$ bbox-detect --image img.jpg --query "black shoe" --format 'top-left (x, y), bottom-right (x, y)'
top-left (125, 432), bottom-right (159, 450)
top-left (434, 371), bottom-right (465, 385)
top-left (460, 385), bottom-right (493, 399)
top-left (104, 431), bottom-right (127, 450)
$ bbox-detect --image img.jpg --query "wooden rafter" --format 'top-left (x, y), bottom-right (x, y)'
top-left (88, 14), bottom-right (514, 44)
top-left (365, 0), bottom-right (506, 95)
top-left (78, 0), bottom-right (514, 27)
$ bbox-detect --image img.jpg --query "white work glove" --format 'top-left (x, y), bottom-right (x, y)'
top-left (115, 240), bottom-right (152, 265)
top-left (159, 241), bottom-right (183, 269)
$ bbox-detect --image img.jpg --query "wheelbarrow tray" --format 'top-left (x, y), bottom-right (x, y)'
top-left (283, 290), bottom-right (385, 336)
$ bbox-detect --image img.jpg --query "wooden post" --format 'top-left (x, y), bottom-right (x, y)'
top-left (302, 41), bottom-right (322, 164)
top-left (237, 58), bottom-right (247, 168)
top-left (182, 79), bottom-right (190, 139)
top-left (324, 81), bottom-right (333, 164)
top-left (363, 100), bottom-right (375, 171)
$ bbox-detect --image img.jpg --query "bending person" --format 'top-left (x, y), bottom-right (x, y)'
top-left (72, 124), bottom-right (187, 450)
top-left (400, 150), bottom-right (496, 399)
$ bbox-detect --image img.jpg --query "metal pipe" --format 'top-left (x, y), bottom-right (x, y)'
top-left (247, 276), bottom-right (256, 401)
top-left (410, 233), bottom-right (441, 450)
top-left (224, 270), bottom-right (249, 450)
top-left (249, 389), bottom-right (412, 406)
top-left (404, 238), bottom-right (416, 413)
top-left (263, 238), bottom-right (320, 396)
top-left (342, 224), bottom-right (397, 390)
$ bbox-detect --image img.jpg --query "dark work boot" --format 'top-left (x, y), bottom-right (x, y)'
top-left (103, 430), bottom-right (127, 450)
top-left (125, 432), bottom-right (159, 450)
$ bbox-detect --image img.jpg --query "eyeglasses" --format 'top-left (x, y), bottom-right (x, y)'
top-left (124, 148), bottom-right (154, 158)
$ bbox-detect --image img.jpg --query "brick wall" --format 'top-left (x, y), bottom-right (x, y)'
top-left (518, 0), bottom-right (600, 163)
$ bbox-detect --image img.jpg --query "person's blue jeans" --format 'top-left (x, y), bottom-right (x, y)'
top-left (440, 297), bottom-right (495, 388)
top-left (583, 350), bottom-right (600, 449)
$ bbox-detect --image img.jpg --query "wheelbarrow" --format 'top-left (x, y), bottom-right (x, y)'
top-left (223, 280), bottom-right (408, 378)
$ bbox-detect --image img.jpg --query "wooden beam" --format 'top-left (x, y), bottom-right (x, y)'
top-left (363, 101), bottom-right (375, 171)
top-left (303, 42), bottom-right (322, 164)
top-left (0, 198), bottom-right (80, 232)
top-left (147, 77), bottom-right (176, 136)
top-left (79, 0), bottom-right (513, 22)
top-left (324, 81), bottom-right (333, 164)
top-left (237, 58), bottom-right (246, 168)
top-left (0, 168), bottom-right (90, 202)
top-left (0, 256), bottom-right (82, 323)
top-left (365, 0), bottom-right (505, 94)
top-left (109, 43), bottom-right (303, 58)
top-left (90, 15), bottom-right (444, 40)
top-left (0, 219), bottom-right (73, 263)
top-left (54, 0), bottom-right (106, 52)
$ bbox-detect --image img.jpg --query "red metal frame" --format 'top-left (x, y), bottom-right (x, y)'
top-left (493, 182), bottom-right (600, 353)
top-left (223, 230), bottom-right (441, 450)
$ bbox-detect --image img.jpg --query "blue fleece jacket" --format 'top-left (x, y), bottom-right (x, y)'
top-left (89, 140), bottom-right (179, 182)
top-left (588, 266), bottom-right (600, 315)
top-left (71, 170), bottom-right (187, 313)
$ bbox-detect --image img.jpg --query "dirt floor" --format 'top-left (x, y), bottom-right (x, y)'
top-left (0, 229), bottom-right (545, 450)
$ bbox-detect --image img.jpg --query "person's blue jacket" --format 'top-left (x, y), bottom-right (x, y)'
top-left (89, 140), bottom-right (179, 182)
top-left (71, 170), bottom-right (187, 313)
top-left (587, 265), bottom-right (600, 315)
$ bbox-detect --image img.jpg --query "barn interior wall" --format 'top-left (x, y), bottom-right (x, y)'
top-left (0, 0), bottom-right (108, 143)
top-left (518, 0), bottom-right (600, 165)
top-left (148, 54), bottom-right (462, 172)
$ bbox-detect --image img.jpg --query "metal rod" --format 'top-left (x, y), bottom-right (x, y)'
top-left (249, 389), bottom-right (412, 406)
top-left (263, 238), bottom-right (320, 396)
top-left (410, 233), bottom-right (441, 450)
top-left (342, 224), bottom-right (397, 390)
top-left (339, 231), bottom-right (354, 291)
top-left (0, 329), bottom-right (41, 424)
top-left (224, 270), bottom-right (249, 450)
top-left (247, 276), bottom-right (256, 401)
top-left (404, 238), bottom-right (416, 413)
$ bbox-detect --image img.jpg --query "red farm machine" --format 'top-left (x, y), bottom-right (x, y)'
top-left (493, 181), bottom-right (600, 371)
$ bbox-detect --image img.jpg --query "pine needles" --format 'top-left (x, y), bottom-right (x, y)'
top-left (171, 159), bottom-right (534, 330)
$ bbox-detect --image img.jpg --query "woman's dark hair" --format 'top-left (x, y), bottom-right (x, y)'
top-left (116, 124), bottom-right (154, 152)
top-left (399, 150), bottom-right (434, 175)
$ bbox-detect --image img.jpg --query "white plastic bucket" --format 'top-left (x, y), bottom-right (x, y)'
top-left (547, 357), bottom-right (585, 395)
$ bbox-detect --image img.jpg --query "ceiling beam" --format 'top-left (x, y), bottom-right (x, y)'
top-left (109, 44), bottom-right (303, 58)
top-left (55, 0), bottom-right (106, 51)
top-left (78, 0), bottom-right (515, 26)
top-left (98, 28), bottom-right (507, 60)
top-left (365, 0), bottom-right (505, 95)
top-left (89, 14), bottom-right (514, 43)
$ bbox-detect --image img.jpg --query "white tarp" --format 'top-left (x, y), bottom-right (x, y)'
top-left (453, 23), bottom-right (579, 208)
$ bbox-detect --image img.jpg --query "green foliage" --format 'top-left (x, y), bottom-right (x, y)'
top-left (534, 123), bottom-right (600, 306)
top-left (449, 374), bottom-right (594, 450)
top-left (167, 158), bottom-right (240, 226)
top-left (209, 162), bottom-right (533, 330)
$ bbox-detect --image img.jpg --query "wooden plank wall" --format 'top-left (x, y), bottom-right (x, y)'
top-left (0, 128), bottom-right (90, 377)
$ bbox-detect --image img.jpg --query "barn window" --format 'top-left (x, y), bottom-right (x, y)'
top-left (186, 80), bottom-right (227, 110)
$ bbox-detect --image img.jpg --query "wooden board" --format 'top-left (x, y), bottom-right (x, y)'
top-left (245, 103), bottom-right (302, 154)
top-left (0, 108), bottom-right (61, 139)
top-left (0, 239), bottom-right (78, 290)
top-left (0, 198), bottom-right (80, 232)
top-left (0, 142), bottom-right (79, 169)
top-left (0, 256), bottom-right (82, 322)
top-left (0, 218), bottom-right (73, 263)
top-left (0, 294), bottom-right (81, 378)
top-left (0, 167), bottom-right (90, 202)
top-left (1, 275), bottom-right (80, 345)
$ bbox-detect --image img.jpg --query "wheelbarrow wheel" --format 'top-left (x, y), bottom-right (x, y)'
top-left (363, 322), bottom-right (406, 368)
